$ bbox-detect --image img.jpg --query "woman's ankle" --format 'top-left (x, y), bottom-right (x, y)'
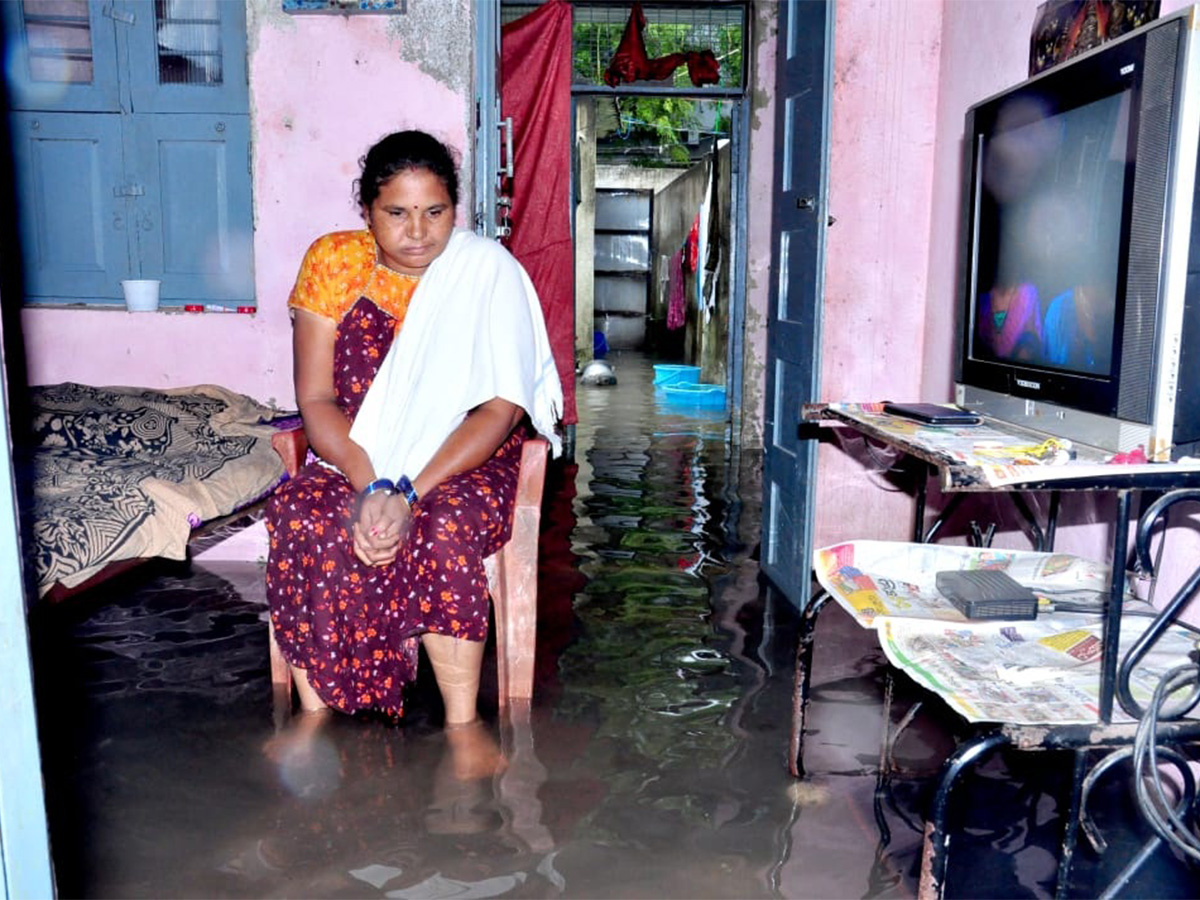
top-left (290, 663), bottom-right (329, 712)
top-left (421, 632), bottom-right (484, 725)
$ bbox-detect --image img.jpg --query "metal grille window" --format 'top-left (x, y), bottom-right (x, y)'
top-left (156, 0), bottom-right (222, 86)
top-left (503, 2), bottom-right (746, 92)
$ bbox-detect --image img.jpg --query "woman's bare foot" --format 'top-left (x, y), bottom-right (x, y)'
top-left (262, 708), bottom-right (341, 799)
top-left (426, 720), bottom-right (505, 835)
top-left (262, 706), bottom-right (334, 765)
top-left (444, 718), bottom-right (507, 781)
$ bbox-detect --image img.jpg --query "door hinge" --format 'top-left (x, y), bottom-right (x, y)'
top-left (102, 5), bottom-right (136, 25)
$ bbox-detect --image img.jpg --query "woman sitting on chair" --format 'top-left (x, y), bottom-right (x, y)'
top-left (265, 130), bottom-right (562, 726)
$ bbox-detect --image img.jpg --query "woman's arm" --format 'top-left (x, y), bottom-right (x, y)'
top-left (292, 308), bottom-right (377, 492)
top-left (410, 397), bottom-right (525, 499)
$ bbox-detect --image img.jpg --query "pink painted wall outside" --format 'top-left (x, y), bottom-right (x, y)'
top-left (812, 0), bottom-right (945, 548)
top-left (19, 4), bottom-right (470, 409)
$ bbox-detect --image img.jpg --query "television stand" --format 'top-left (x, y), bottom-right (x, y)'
top-left (796, 401), bottom-right (1200, 897)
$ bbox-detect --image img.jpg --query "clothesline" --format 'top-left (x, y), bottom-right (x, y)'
top-left (614, 115), bottom-right (729, 137)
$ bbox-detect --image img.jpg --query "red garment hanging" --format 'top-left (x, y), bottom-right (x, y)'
top-left (603, 2), bottom-right (719, 88)
top-left (501, 0), bottom-right (577, 426)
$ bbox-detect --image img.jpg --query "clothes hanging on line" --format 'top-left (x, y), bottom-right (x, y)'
top-left (603, 1), bottom-right (720, 88)
top-left (667, 249), bottom-right (686, 330)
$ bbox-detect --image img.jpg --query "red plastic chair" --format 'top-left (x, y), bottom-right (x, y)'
top-left (267, 429), bottom-right (547, 713)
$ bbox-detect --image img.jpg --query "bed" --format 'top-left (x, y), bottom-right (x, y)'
top-left (23, 382), bottom-right (289, 599)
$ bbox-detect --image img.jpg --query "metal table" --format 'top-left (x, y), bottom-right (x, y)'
top-left (793, 403), bottom-right (1200, 897)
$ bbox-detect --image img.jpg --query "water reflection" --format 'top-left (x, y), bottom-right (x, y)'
top-left (33, 351), bottom-right (918, 899)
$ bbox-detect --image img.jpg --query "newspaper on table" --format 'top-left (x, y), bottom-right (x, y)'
top-left (819, 403), bottom-right (1200, 489)
top-left (814, 540), bottom-right (1199, 725)
top-left (877, 613), bottom-right (1197, 725)
top-left (813, 540), bottom-right (1113, 628)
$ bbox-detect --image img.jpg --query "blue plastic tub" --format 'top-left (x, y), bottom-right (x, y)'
top-left (653, 364), bottom-right (702, 386)
top-left (661, 382), bottom-right (727, 407)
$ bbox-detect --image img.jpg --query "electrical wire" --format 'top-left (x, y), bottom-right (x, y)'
top-left (1130, 662), bottom-right (1200, 862)
top-left (825, 429), bottom-right (907, 492)
top-left (1043, 599), bottom-right (1200, 636)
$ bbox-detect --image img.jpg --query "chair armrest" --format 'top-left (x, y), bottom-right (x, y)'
top-left (271, 426), bottom-right (309, 479)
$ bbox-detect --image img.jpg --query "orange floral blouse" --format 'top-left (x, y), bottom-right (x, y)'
top-left (288, 229), bottom-right (418, 328)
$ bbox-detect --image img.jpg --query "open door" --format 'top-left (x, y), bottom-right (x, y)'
top-left (761, 0), bottom-right (832, 608)
top-left (0, 353), bottom-right (55, 897)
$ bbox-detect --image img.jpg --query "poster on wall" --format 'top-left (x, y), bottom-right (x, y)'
top-left (282, 0), bottom-right (406, 13)
top-left (1029, 0), bottom-right (1160, 76)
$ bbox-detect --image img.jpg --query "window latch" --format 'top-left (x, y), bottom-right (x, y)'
top-left (113, 183), bottom-right (145, 197)
top-left (102, 5), bottom-right (136, 25)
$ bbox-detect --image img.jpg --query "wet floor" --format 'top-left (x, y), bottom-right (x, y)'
top-left (27, 352), bottom-right (1199, 898)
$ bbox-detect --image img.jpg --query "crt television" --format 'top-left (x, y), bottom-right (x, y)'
top-left (955, 4), bottom-right (1200, 460)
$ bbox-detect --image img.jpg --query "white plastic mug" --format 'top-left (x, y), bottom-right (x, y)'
top-left (121, 279), bottom-right (161, 312)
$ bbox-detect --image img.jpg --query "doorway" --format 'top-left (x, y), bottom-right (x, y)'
top-left (575, 93), bottom-right (741, 397)
top-left (497, 1), bottom-right (750, 429)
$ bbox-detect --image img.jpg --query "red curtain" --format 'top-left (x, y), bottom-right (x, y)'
top-left (501, 0), bottom-right (577, 426)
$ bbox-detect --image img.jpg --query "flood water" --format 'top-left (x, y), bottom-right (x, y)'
top-left (27, 352), bottom-right (1198, 898)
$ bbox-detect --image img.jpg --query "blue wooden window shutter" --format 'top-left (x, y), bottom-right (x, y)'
top-left (3, 0), bottom-right (253, 307)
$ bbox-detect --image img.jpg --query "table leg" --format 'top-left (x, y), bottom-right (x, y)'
top-left (1053, 748), bottom-right (1090, 898)
top-left (918, 731), bottom-right (1010, 900)
top-left (922, 493), bottom-right (966, 544)
top-left (1046, 491), bottom-right (1060, 550)
top-left (912, 461), bottom-right (929, 543)
top-left (790, 590), bottom-right (832, 778)
top-left (1010, 492), bottom-right (1047, 551)
top-left (1099, 490), bottom-right (1131, 723)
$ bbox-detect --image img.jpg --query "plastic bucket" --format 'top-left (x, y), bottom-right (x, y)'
top-left (661, 383), bottom-right (727, 407)
top-left (653, 364), bottom-right (701, 386)
top-left (121, 279), bottom-right (161, 312)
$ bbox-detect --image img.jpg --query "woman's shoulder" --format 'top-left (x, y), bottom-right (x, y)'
top-left (290, 230), bottom-right (375, 320)
top-left (446, 229), bottom-right (523, 272)
top-left (304, 229), bottom-right (374, 264)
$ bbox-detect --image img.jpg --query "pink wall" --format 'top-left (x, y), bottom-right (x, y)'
top-left (922, 0), bottom-right (1048, 399)
top-left (19, 0), bottom-right (472, 410)
top-left (812, 0), bottom-right (946, 547)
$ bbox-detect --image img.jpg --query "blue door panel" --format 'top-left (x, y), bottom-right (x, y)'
top-left (10, 112), bottom-right (128, 300)
top-left (131, 113), bottom-right (253, 302)
top-left (1, 2), bottom-right (122, 112)
top-left (762, 0), bottom-right (830, 607)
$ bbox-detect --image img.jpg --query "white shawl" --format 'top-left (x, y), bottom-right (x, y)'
top-left (349, 229), bottom-right (563, 480)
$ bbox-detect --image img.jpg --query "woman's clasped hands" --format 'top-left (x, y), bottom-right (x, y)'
top-left (352, 491), bottom-right (412, 567)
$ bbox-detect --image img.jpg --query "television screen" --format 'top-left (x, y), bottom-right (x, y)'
top-left (968, 87), bottom-right (1131, 379)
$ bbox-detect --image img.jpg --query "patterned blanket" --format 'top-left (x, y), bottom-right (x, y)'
top-left (25, 383), bottom-right (286, 596)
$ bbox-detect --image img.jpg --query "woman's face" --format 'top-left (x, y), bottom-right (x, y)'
top-left (365, 167), bottom-right (455, 276)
